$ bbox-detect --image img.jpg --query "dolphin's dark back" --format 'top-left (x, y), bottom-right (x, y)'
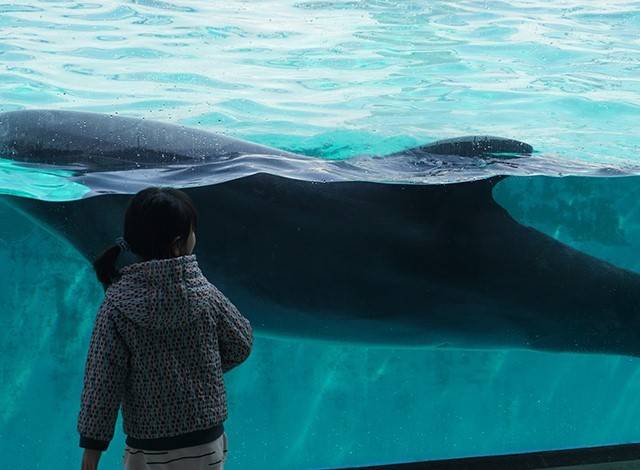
top-left (0, 109), bottom-right (297, 170)
top-left (2, 109), bottom-right (640, 357)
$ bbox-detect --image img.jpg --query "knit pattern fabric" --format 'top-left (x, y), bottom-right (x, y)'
top-left (77, 254), bottom-right (253, 449)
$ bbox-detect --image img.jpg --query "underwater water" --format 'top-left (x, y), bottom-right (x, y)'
top-left (2, 1), bottom-right (640, 469)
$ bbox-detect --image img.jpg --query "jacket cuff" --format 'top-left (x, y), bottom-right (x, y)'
top-left (80, 435), bottom-right (109, 451)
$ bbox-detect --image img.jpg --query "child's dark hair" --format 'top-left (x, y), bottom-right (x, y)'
top-left (93, 187), bottom-right (198, 288)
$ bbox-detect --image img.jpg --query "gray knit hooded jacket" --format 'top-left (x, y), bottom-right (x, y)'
top-left (77, 254), bottom-right (253, 451)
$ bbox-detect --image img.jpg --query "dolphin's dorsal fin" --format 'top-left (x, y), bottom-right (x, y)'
top-left (398, 135), bottom-right (533, 158)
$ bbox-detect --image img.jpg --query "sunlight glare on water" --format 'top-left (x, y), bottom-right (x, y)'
top-left (0, 0), bottom-right (639, 162)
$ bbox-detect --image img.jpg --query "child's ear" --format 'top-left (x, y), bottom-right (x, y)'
top-left (171, 236), bottom-right (182, 257)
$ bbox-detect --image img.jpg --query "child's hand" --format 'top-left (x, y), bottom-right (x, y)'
top-left (81, 448), bottom-right (102, 470)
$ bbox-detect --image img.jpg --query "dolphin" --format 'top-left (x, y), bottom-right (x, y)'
top-left (1, 109), bottom-right (639, 357)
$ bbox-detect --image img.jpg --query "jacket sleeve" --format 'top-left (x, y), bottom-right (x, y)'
top-left (77, 299), bottom-right (130, 451)
top-left (210, 285), bottom-right (253, 373)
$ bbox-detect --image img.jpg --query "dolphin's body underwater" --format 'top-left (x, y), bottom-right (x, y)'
top-left (1, 110), bottom-right (639, 357)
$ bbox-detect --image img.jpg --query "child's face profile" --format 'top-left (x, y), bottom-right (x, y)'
top-left (185, 229), bottom-right (196, 255)
top-left (171, 229), bottom-right (197, 257)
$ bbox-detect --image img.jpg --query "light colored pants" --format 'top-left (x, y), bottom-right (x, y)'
top-left (122, 432), bottom-right (227, 470)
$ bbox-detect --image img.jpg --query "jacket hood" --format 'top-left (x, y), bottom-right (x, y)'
top-left (106, 254), bottom-right (212, 329)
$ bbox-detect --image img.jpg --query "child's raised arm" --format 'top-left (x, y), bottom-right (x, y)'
top-left (210, 285), bottom-right (253, 373)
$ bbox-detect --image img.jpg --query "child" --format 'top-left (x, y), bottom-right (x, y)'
top-left (77, 187), bottom-right (253, 470)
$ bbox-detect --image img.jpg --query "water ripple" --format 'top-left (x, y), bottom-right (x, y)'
top-left (0, 0), bottom-right (637, 165)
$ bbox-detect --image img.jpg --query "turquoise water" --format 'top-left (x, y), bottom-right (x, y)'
top-left (2, 1), bottom-right (640, 469)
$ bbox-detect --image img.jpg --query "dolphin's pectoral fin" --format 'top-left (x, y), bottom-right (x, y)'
top-left (399, 136), bottom-right (534, 158)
